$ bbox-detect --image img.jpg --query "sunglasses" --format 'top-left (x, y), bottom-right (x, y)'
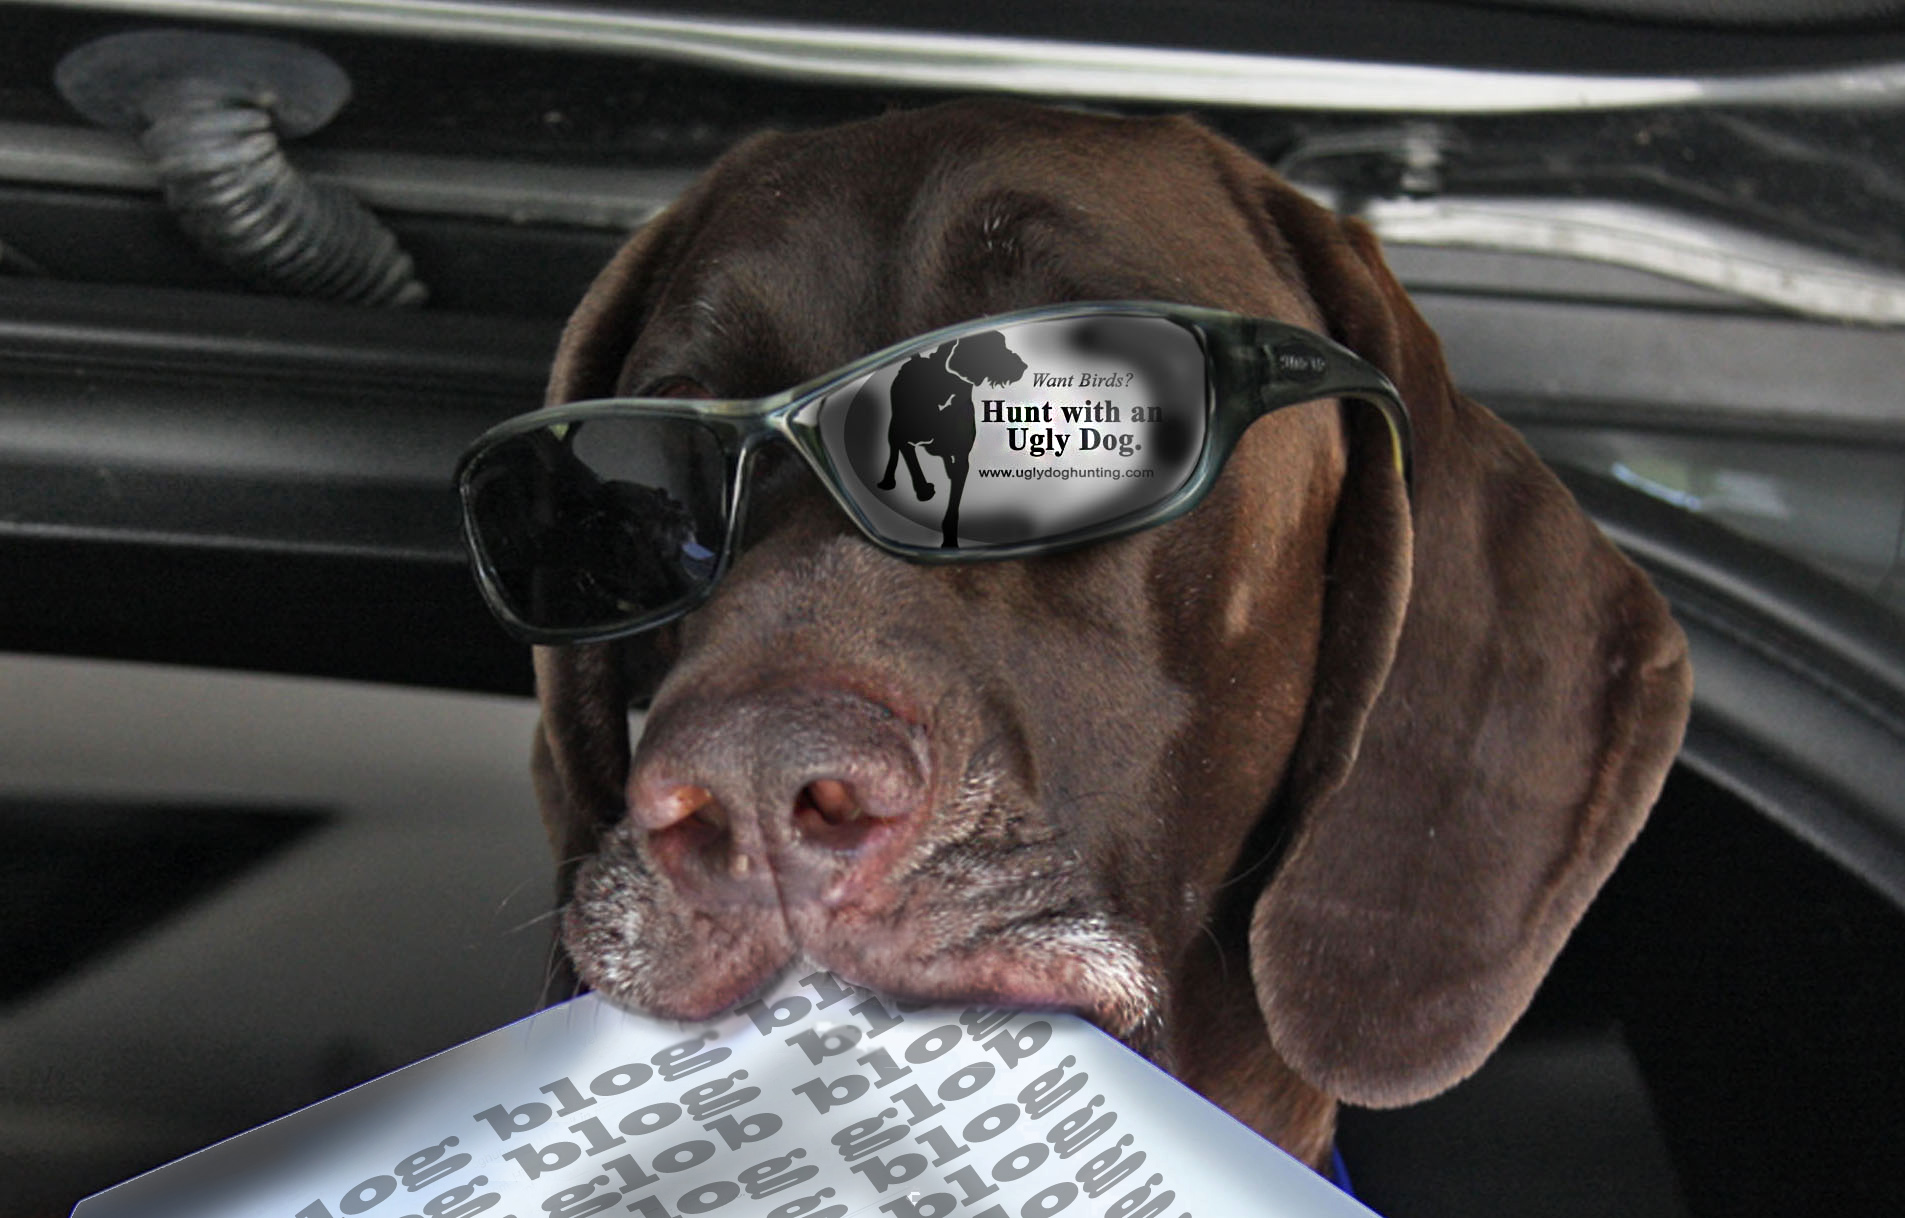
top-left (456, 301), bottom-right (1411, 645)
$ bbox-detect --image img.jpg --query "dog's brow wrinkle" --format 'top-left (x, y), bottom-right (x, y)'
top-left (1223, 578), bottom-right (1257, 642)
top-left (688, 296), bottom-right (732, 344)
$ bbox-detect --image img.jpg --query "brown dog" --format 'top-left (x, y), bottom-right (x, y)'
top-left (526, 99), bottom-right (1692, 1171)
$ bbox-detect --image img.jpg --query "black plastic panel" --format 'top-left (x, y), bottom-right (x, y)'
top-left (0, 535), bottom-right (533, 694)
top-left (1337, 1029), bottom-right (1686, 1217)
top-left (0, 799), bottom-right (326, 1004)
top-left (0, 284), bottom-right (559, 524)
top-left (0, 279), bottom-right (556, 693)
top-left (1346, 765), bottom-right (1905, 1217)
top-left (1563, 468), bottom-right (1905, 911)
top-left (1560, 767), bottom-right (1905, 1216)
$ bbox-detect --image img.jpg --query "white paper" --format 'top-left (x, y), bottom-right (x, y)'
top-left (72, 970), bottom-right (1373, 1218)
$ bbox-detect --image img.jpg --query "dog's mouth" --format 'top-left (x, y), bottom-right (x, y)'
top-left (564, 898), bottom-right (1168, 1061)
top-left (561, 774), bottom-right (1170, 1060)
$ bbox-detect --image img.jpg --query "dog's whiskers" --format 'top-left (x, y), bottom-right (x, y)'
top-left (538, 923), bottom-right (584, 1008)
top-left (492, 869), bottom-right (565, 918)
top-left (502, 904), bottom-right (567, 936)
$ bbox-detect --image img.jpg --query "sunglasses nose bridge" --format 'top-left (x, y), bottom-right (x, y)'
top-left (725, 419), bottom-right (889, 561)
top-left (720, 428), bottom-right (783, 562)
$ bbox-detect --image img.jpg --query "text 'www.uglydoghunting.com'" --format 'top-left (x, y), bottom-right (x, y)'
top-left (976, 467), bottom-right (1154, 482)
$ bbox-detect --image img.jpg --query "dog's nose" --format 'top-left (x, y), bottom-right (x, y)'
top-left (626, 686), bottom-right (930, 903)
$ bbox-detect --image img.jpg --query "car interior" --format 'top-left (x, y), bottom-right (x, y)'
top-left (2, 2), bottom-right (1903, 1215)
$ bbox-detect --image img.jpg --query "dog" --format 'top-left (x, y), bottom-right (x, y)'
top-left (524, 98), bottom-right (1693, 1171)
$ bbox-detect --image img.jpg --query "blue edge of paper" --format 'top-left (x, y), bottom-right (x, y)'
top-left (1330, 1146), bottom-right (1356, 1197)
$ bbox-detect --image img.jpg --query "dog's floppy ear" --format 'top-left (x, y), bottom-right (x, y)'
top-left (1242, 174), bottom-right (1693, 1107)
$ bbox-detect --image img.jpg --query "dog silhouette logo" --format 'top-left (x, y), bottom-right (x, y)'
top-left (874, 331), bottom-right (1029, 547)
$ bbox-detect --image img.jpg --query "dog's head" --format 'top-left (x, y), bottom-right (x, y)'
top-left (527, 99), bottom-right (1691, 1164)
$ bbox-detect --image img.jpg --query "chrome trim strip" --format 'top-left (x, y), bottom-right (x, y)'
top-left (1360, 197), bottom-right (1905, 326)
top-left (8, 118), bottom-right (1902, 324)
top-left (18, 0), bottom-right (1905, 114)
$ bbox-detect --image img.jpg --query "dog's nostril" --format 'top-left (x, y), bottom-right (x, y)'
top-left (806, 778), bottom-right (861, 824)
top-left (636, 779), bottom-right (756, 884)
top-left (635, 783), bottom-right (717, 831)
top-left (792, 778), bottom-right (885, 851)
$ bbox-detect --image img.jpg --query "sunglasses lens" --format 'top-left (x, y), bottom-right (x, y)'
top-left (461, 416), bottom-right (728, 635)
top-left (806, 315), bottom-right (1210, 551)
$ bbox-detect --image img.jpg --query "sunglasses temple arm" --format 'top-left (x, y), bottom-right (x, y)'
top-left (1212, 323), bottom-right (1414, 494)
top-left (1338, 384), bottom-right (1414, 493)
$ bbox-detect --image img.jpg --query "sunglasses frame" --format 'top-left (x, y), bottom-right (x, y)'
top-left (456, 300), bottom-right (1412, 645)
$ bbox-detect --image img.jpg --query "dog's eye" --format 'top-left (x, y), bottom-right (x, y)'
top-left (637, 376), bottom-right (711, 399)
